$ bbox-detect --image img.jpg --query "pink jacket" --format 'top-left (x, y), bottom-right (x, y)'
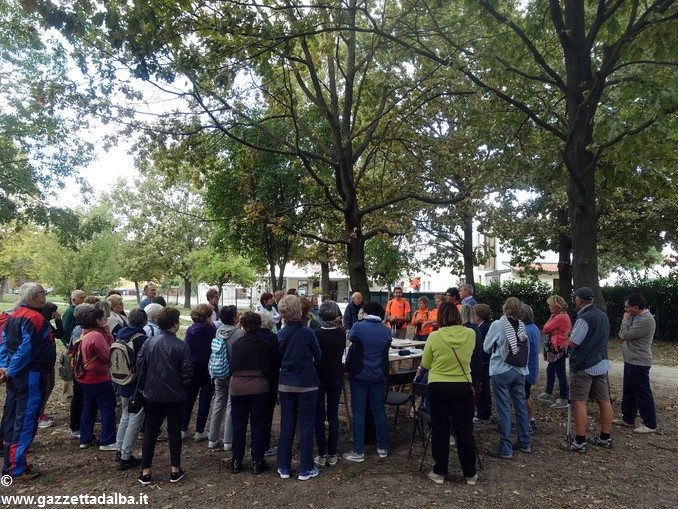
top-left (542, 312), bottom-right (571, 352)
top-left (79, 329), bottom-right (114, 384)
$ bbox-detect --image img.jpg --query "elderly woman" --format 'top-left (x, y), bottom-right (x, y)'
top-left (301, 297), bottom-right (320, 330)
top-left (422, 303), bottom-right (477, 485)
top-left (143, 303), bottom-right (163, 338)
top-left (257, 311), bottom-right (282, 457)
top-left (538, 295), bottom-right (571, 408)
top-left (256, 292), bottom-right (281, 332)
top-left (343, 301), bottom-right (391, 463)
top-left (68, 303), bottom-right (94, 439)
top-left (181, 304), bottom-right (217, 442)
top-left (473, 303), bottom-right (494, 424)
top-left (136, 307), bottom-right (192, 485)
top-left (106, 294), bottom-right (129, 337)
top-left (483, 297), bottom-right (531, 459)
top-left (78, 306), bottom-right (117, 451)
top-left (276, 295), bottom-right (322, 481)
top-left (229, 312), bottom-right (278, 475)
top-left (313, 300), bottom-right (345, 467)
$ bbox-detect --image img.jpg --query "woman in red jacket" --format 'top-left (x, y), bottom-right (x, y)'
top-left (78, 307), bottom-right (117, 450)
top-left (538, 295), bottom-right (571, 409)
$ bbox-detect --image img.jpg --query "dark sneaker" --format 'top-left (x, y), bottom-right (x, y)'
top-left (169, 468), bottom-right (185, 483)
top-left (230, 459), bottom-right (243, 474)
top-left (561, 440), bottom-right (586, 453)
top-left (512, 442), bottom-right (532, 453)
top-left (252, 461), bottom-right (269, 475)
top-left (11, 469), bottom-right (41, 481)
top-left (529, 419), bottom-right (537, 431)
top-left (138, 473), bottom-right (152, 486)
top-left (589, 436), bottom-right (613, 449)
top-left (486, 448), bottom-right (512, 459)
top-left (118, 456), bottom-right (142, 471)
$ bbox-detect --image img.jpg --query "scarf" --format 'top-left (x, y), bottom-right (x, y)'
top-left (500, 315), bottom-right (527, 354)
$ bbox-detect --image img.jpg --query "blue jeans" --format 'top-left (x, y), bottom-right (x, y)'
top-left (315, 379), bottom-right (343, 457)
top-left (80, 380), bottom-right (117, 446)
top-left (545, 356), bottom-right (569, 399)
top-left (491, 369), bottom-right (531, 456)
top-left (278, 390), bottom-right (317, 473)
top-left (622, 363), bottom-right (657, 429)
top-left (349, 379), bottom-right (388, 454)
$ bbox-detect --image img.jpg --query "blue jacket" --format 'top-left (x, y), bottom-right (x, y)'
top-left (137, 330), bottom-right (192, 402)
top-left (346, 317), bottom-right (392, 383)
top-left (343, 301), bottom-right (363, 331)
top-left (0, 306), bottom-right (54, 376)
top-left (277, 322), bottom-right (321, 388)
top-left (525, 323), bottom-right (540, 385)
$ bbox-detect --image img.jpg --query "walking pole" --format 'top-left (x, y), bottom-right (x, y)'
top-left (565, 398), bottom-right (573, 445)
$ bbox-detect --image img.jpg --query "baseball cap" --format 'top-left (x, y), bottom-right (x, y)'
top-left (572, 287), bottom-right (595, 301)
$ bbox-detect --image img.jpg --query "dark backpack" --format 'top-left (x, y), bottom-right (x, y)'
top-left (60, 331), bottom-right (94, 381)
top-left (109, 332), bottom-right (145, 385)
top-left (503, 320), bottom-right (529, 368)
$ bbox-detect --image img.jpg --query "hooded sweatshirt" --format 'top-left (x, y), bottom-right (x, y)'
top-left (185, 321), bottom-right (217, 364)
top-left (209, 324), bottom-right (244, 380)
top-left (422, 325), bottom-right (475, 383)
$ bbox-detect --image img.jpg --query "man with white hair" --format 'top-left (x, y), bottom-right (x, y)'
top-left (343, 292), bottom-right (363, 331)
top-left (0, 283), bottom-right (52, 481)
top-left (62, 290), bottom-right (85, 345)
top-left (459, 284), bottom-right (477, 306)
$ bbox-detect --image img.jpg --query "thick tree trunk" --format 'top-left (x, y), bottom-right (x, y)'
top-left (556, 208), bottom-right (573, 300)
top-left (346, 234), bottom-right (370, 301)
top-left (277, 263), bottom-right (286, 291)
top-left (462, 215), bottom-right (475, 287)
top-left (566, 148), bottom-right (604, 307)
top-left (320, 261), bottom-right (331, 295)
top-left (183, 277), bottom-right (191, 309)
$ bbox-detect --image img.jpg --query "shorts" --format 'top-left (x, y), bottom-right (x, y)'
top-left (570, 370), bottom-right (609, 402)
top-left (524, 381), bottom-right (532, 399)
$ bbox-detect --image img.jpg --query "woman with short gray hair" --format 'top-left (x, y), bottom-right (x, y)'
top-left (313, 300), bottom-right (345, 467)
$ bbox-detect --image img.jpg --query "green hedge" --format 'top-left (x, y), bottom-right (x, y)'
top-left (371, 275), bottom-right (678, 341)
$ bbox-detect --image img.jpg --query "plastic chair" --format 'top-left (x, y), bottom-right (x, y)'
top-left (385, 370), bottom-right (416, 430)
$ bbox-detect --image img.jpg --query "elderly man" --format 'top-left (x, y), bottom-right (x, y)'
top-left (459, 284), bottom-right (478, 306)
top-left (561, 287), bottom-right (613, 454)
top-left (343, 292), bottom-right (363, 332)
top-left (138, 282), bottom-right (158, 309)
top-left (615, 292), bottom-right (658, 433)
top-left (0, 283), bottom-right (52, 480)
top-left (61, 290), bottom-right (85, 345)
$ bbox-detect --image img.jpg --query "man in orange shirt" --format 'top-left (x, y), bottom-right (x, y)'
top-left (386, 287), bottom-right (411, 339)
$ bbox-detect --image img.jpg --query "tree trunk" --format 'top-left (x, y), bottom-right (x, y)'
top-left (556, 208), bottom-right (573, 300)
top-left (277, 262), bottom-right (286, 291)
top-left (462, 214), bottom-right (475, 287)
top-left (269, 261), bottom-right (278, 291)
top-left (320, 261), bottom-right (331, 295)
top-left (0, 277), bottom-right (5, 301)
top-left (134, 280), bottom-right (140, 303)
top-left (566, 148), bottom-right (604, 308)
top-left (346, 234), bottom-right (370, 301)
top-left (183, 277), bottom-right (192, 308)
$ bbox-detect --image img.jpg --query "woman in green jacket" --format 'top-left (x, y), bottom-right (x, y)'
top-left (421, 302), bottom-right (477, 486)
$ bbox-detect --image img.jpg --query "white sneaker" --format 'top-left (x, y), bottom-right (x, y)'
top-left (550, 398), bottom-right (569, 409)
top-left (223, 443), bottom-right (232, 451)
top-left (264, 446), bottom-right (278, 457)
top-left (342, 451), bottom-right (365, 462)
top-left (633, 424), bottom-right (657, 434)
top-left (38, 415), bottom-right (54, 429)
top-left (68, 430), bottom-right (80, 440)
top-left (377, 448), bottom-right (388, 458)
top-left (537, 392), bottom-right (552, 401)
top-left (208, 440), bottom-right (222, 449)
top-left (327, 455), bottom-right (338, 466)
top-left (99, 443), bottom-right (118, 451)
top-left (428, 471), bottom-right (444, 484)
top-left (314, 455), bottom-right (327, 466)
top-left (193, 431), bottom-right (208, 442)
top-left (466, 474), bottom-right (478, 486)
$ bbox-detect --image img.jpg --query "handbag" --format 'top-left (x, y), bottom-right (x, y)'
top-left (127, 376), bottom-right (145, 414)
top-left (452, 347), bottom-right (477, 407)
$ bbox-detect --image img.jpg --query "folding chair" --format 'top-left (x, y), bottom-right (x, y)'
top-left (407, 382), bottom-right (432, 472)
top-left (385, 370), bottom-right (417, 430)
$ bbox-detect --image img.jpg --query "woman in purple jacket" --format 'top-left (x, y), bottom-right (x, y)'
top-left (181, 304), bottom-right (217, 441)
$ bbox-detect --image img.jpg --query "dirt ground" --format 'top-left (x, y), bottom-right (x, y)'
top-left (1, 343), bottom-right (677, 509)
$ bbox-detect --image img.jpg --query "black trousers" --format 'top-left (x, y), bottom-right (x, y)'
top-left (231, 392), bottom-right (270, 464)
top-left (428, 382), bottom-right (476, 478)
top-left (69, 380), bottom-right (83, 432)
top-left (474, 362), bottom-right (492, 420)
top-left (141, 401), bottom-right (183, 469)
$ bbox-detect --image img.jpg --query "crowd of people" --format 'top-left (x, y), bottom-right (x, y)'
top-left (0, 281), bottom-right (659, 487)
